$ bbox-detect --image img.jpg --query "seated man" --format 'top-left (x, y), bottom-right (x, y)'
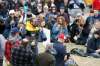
top-left (87, 30), bottom-right (100, 58)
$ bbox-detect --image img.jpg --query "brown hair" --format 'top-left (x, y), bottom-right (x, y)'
top-left (57, 16), bottom-right (67, 27)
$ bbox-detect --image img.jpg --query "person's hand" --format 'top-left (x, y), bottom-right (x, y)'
top-left (58, 24), bottom-right (61, 28)
top-left (39, 27), bottom-right (43, 31)
top-left (96, 49), bottom-right (100, 53)
top-left (54, 15), bottom-right (57, 18)
top-left (6, 60), bottom-right (10, 65)
top-left (64, 55), bottom-right (68, 61)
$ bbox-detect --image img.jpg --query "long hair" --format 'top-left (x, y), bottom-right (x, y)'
top-left (57, 16), bottom-right (67, 27)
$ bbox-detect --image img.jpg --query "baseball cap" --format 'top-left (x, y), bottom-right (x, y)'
top-left (11, 27), bottom-right (19, 33)
top-left (60, 5), bottom-right (65, 9)
top-left (58, 33), bottom-right (65, 40)
top-left (9, 10), bottom-right (15, 14)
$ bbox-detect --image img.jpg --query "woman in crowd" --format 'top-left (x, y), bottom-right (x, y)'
top-left (51, 16), bottom-right (69, 42)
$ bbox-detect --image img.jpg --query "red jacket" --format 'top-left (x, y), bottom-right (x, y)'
top-left (5, 40), bottom-right (21, 62)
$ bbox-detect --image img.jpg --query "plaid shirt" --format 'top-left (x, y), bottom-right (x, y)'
top-left (11, 45), bottom-right (35, 66)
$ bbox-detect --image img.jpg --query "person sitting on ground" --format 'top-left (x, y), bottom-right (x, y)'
top-left (77, 10), bottom-right (95, 45)
top-left (87, 30), bottom-right (100, 58)
top-left (58, 5), bottom-right (70, 24)
top-left (70, 18), bottom-right (83, 43)
top-left (51, 16), bottom-right (69, 42)
top-left (45, 5), bottom-right (58, 28)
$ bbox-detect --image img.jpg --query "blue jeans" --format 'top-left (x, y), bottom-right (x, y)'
top-left (90, 53), bottom-right (100, 58)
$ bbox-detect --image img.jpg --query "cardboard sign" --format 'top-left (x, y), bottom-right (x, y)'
top-left (42, 28), bottom-right (50, 48)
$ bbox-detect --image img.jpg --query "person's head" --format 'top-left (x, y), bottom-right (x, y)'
top-left (94, 10), bottom-right (99, 17)
top-left (18, 23), bottom-right (25, 28)
top-left (58, 33), bottom-right (65, 43)
top-left (57, 16), bottom-right (67, 26)
top-left (51, 0), bottom-right (55, 3)
top-left (64, 0), bottom-right (69, 5)
top-left (40, 21), bottom-right (45, 27)
top-left (51, 5), bottom-right (56, 13)
top-left (75, 19), bottom-right (81, 25)
top-left (94, 30), bottom-right (100, 39)
top-left (15, 10), bottom-right (21, 18)
top-left (0, 1), bottom-right (6, 9)
top-left (37, 14), bottom-right (45, 27)
top-left (9, 28), bottom-right (20, 43)
top-left (76, 13), bottom-right (82, 19)
top-left (37, 3), bottom-right (43, 13)
top-left (94, 21), bottom-right (100, 29)
top-left (89, 9), bottom-right (94, 16)
top-left (60, 5), bottom-right (65, 14)
top-left (19, 7), bottom-right (24, 14)
top-left (9, 10), bottom-right (15, 18)
top-left (46, 43), bottom-right (57, 55)
top-left (27, 13), bottom-right (32, 20)
top-left (11, 27), bottom-right (19, 36)
top-left (43, 4), bottom-right (49, 14)
top-left (22, 38), bottom-right (29, 46)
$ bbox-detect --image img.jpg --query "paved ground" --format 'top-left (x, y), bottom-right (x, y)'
top-left (38, 43), bottom-right (100, 66)
top-left (67, 43), bottom-right (100, 66)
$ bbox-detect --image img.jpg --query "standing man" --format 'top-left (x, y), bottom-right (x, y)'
top-left (10, 38), bottom-right (36, 66)
top-left (53, 33), bottom-right (67, 66)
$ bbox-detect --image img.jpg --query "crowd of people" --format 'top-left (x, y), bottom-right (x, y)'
top-left (0, 0), bottom-right (100, 66)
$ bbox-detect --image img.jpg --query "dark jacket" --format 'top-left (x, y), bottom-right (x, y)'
top-left (82, 16), bottom-right (95, 36)
top-left (53, 42), bottom-right (67, 66)
top-left (87, 37), bottom-right (100, 53)
top-left (5, 16), bottom-right (18, 29)
top-left (70, 21), bottom-right (80, 37)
